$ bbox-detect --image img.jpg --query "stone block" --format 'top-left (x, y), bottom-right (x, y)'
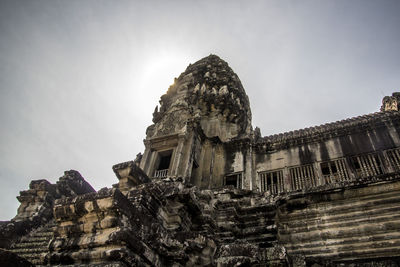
top-left (113, 161), bottom-right (151, 189)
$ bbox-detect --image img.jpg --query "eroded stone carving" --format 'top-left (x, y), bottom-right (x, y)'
top-left (381, 92), bottom-right (400, 111)
top-left (147, 54), bottom-right (251, 142)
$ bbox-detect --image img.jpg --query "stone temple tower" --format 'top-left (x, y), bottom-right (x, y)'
top-left (2, 55), bottom-right (400, 266)
top-left (139, 55), bottom-right (252, 189)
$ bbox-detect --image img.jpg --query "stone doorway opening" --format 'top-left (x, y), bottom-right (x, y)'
top-left (154, 150), bottom-right (173, 178)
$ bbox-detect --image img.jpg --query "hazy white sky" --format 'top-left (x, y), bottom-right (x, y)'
top-left (0, 0), bottom-right (399, 219)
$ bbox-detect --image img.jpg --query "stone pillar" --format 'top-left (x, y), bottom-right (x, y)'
top-left (139, 140), bottom-right (152, 175)
top-left (282, 167), bottom-right (290, 192)
top-left (169, 134), bottom-right (186, 178)
top-left (181, 131), bottom-right (196, 181)
top-left (313, 162), bottom-right (324, 186)
top-left (244, 144), bottom-right (253, 190)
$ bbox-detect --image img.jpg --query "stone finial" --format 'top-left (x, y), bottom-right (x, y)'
top-left (152, 105), bottom-right (162, 123)
top-left (381, 92), bottom-right (400, 111)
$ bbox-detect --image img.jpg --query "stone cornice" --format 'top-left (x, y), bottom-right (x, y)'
top-left (254, 111), bottom-right (400, 152)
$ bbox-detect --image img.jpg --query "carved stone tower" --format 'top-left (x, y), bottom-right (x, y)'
top-left (139, 55), bottom-right (252, 189)
top-left (381, 92), bottom-right (400, 111)
top-left (2, 55), bottom-right (400, 267)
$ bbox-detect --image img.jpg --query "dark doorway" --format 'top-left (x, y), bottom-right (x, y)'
top-left (154, 150), bottom-right (173, 178)
top-left (157, 153), bottom-right (172, 170)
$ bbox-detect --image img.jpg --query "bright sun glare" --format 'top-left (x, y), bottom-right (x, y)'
top-left (141, 52), bottom-right (193, 94)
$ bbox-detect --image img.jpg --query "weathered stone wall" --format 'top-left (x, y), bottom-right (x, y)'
top-left (0, 171), bottom-right (94, 251)
top-left (46, 181), bottom-right (219, 266)
top-left (47, 188), bottom-right (159, 266)
top-left (277, 175), bottom-right (400, 265)
top-left (252, 111), bottom-right (400, 193)
top-left (4, 171), bottom-right (400, 266)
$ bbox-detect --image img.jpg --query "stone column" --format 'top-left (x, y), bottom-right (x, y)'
top-left (244, 144), bottom-right (253, 190)
top-left (139, 140), bottom-right (152, 175)
top-left (169, 134), bottom-right (186, 178)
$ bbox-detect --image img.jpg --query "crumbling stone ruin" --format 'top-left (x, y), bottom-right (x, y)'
top-left (1, 55), bottom-right (400, 266)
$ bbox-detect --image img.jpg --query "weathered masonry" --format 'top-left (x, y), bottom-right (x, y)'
top-left (139, 55), bottom-right (400, 194)
top-left (253, 111), bottom-right (400, 195)
top-left (1, 55), bottom-right (400, 266)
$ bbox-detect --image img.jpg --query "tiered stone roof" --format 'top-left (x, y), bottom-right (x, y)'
top-left (256, 110), bottom-right (400, 151)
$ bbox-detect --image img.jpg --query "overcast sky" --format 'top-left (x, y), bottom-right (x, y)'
top-left (0, 0), bottom-right (399, 220)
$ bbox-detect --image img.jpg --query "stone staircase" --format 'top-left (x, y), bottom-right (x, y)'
top-left (212, 192), bottom-right (285, 265)
top-left (214, 197), bottom-right (277, 245)
top-left (236, 204), bottom-right (277, 247)
top-left (278, 181), bottom-right (400, 264)
top-left (9, 220), bottom-right (55, 265)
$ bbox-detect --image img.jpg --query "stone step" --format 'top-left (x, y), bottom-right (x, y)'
top-left (280, 219), bottom-right (400, 243)
top-left (279, 211), bottom-right (400, 235)
top-left (30, 230), bottom-right (54, 238)
top-left (242, 233), bottom-right (277, 244)
top-left (327, 247), bottom-right (400, 263)
top-left (279, 202), bottom-right (400, 227)
top-left (15, 252), bottom-right (45, 259)
top-left (215, 209), bottom-right (238, 217)
top-left (215, 221), bottom-right (239, 229)
top-left (215, 232), bottom-right (234, 239)
top-left (238, 218), bottom-right (275, 228)
top-left (286, 231), bottom-right (400, 252)
top-left (9, 219), bottom-right (55, 265)
top-left (280, 192), bottom-right (400, 220)
top-left (236, 211), bottom-right (275, 220)
top-left (216, 236), bottom-right (236, 243)
top-left (240, 225), bottom-right (277, 236)
top-left (12, 240), bottom-right (49, 249)
top-left (20, 235), bottom-right (51, 243)
top-left (279, 209), bottom-right (400, 234)
top-left (291, 189), bottom-right (400, 213)
top-left (237, 205), bottom-right (275, 215)
top-left (288, 239), bottom-right (400, 259)
top-left (10, 246), bottom-right (49, 254)
top-left (215, 203), bottom-right (239, 210)
top-left (215, 231), bottom-right (236, 243)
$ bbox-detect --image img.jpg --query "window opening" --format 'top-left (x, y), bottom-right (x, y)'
top-left (154, 150), bottom-right (172, 178)
top-left (350, 153), bottom-right (384, 178)
top-left (259, 170), bottom-right (284, 194)
top-left (158, 154), bottom-right (171, 170)
top-left (385, 148), bottom-right (400, 172)
top-left (289, 164), bottom-right (316, 191)
top-left (320, 158), bottom-right (349, 184)
top-left (225, 173), bottom-right (242, 189)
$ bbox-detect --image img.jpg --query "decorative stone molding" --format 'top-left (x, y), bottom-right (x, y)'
top-left (256, 110), bottom-right (400, 151)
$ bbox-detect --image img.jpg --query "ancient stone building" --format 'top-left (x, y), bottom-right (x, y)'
top-left (1, 55), bottom-right (400, 266)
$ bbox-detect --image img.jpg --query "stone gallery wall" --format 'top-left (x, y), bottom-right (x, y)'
top-left (278, 174), bottom-right (400, 265)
